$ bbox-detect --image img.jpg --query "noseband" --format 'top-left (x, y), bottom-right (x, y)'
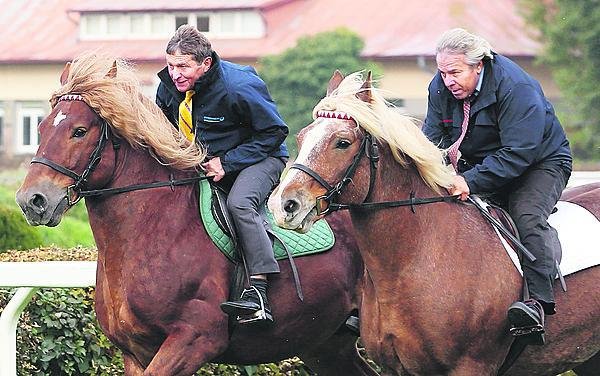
top-left (31, 95), bottom-right (113, 205)
top-left (290, 110), bottom-right (380, 215)
top-left (290, 110), bottom-right (460, 215)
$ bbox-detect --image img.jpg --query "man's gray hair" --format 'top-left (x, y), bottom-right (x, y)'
top-left (166, 25), bottom-right (213, 62)
top-left (436, 28), bottom-right (494, 65)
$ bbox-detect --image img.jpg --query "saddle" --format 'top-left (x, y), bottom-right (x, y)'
top-left (197, 179), bottom-right (336, 303)
top-left (198, 179), bottom-right (335, 262)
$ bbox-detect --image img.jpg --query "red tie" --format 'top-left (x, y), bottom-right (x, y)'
top-left (447, 99), bottom-right (471, 170)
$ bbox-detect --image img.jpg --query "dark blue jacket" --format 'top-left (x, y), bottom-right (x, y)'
top-left (423, 54), bottom-right (571, 193)
top-left (157, 52), bottom-right (289, 174)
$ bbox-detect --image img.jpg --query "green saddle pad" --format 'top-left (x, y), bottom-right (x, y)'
top-left (198, 179), bottom-right (335, 261)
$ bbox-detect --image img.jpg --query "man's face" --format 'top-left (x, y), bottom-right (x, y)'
top-left (436, 52), bottom-right (482, 100)
top-left (166, 52), bottom-right (212, 92)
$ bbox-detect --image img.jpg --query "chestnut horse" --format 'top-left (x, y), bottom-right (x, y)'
top-left (269, 71), bottom-right (600, 375)
top-left (15, 54), bottom-right (377, 375)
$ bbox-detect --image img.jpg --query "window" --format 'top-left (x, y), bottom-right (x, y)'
top-left (196, 15), bottom-right (210, 32)
top-left (17, 107), bottom-right (45, 154)
top-left (175, 15), bottom-right (189, 29)
top-left (150, 14), bottom-right (168, 34)
top-left (79, 11), bottom-right (265, 40)
top-left (82, 14), bottom-right (103, 35)
top-left (130, 14), bottom-right (146, 34)
top-left (106, 14), bottom-right (124, 35)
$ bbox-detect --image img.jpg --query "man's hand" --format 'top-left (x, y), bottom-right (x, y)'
top-left (201, 157), bottom-right (225, 182)
top-left (447, 175), bottom-right (470, 201)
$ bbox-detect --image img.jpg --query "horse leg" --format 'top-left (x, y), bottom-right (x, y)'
top-left (142, 312), bottom-right (228, 376)
top-left (300, 330), bottom-right (379, 376)
top-left (123, 353), bottom-right (145, 376)
top-left (573, 351), bottom-right (600, 376)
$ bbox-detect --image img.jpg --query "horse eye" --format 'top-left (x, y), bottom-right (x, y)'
top-left (72, 128), bottom-right (87, 138)
top-left (336, 139), bottom-right (352, 149)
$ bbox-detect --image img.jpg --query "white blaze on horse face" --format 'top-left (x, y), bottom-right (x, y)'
top-left (53, 111), bottom-right (67, 127)
top-left (290, 120), bottom-right (331, 182)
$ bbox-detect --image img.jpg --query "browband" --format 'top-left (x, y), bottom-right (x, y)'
top-left (58, 94), bottom-right (85, 102)
top-left (316, 110), bottom-right (355, 122)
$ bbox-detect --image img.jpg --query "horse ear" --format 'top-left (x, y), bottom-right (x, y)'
top-left (327, 70), bottom-right (344, 96)
top-left (356, 71), bottom-right (373, 103)
top-left (60, 62), bottom-right (71, 85)
top-left (106, 61), bottom-right (117, 79)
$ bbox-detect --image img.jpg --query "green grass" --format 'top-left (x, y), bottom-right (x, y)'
top-left (0, 169), bottom-right (95, 251)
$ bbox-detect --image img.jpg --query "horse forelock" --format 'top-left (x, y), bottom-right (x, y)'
top-left (312, 72), bottom-right (454, 192)
top-left (50, 51), bottom-right (205, 170)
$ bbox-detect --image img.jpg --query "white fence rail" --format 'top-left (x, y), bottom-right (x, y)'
top-left (0, 262), bottom-right (96, 376)
top-left (0, 171), bottom-right (598, 375)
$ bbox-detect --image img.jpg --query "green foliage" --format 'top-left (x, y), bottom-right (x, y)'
top-left (519, 0), bottom-right (600, 161)
top-left (13, 288), bottom-right (122, 375)
top-left (259, 28), bottom-right (381, 156)
top-left (0, 205), bottom-right (43, 251)
top-left (0, 182), bottom-right (94, 252)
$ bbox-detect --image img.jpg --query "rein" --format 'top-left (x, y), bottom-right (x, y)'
top-left (31, 94), bottom-right (208, 205)
top-left (291, 110), bottom-right (459, 214)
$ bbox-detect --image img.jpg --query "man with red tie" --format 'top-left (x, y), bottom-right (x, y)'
top-left (423, 28), bottom-right (572, 345)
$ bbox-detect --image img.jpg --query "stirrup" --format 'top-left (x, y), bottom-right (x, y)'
top-left (236, 308), bottom-right (274, 324)
top-left (509, 324), bottom-right (544, 337)
top-left (234, 285), bottom-right (273, 324)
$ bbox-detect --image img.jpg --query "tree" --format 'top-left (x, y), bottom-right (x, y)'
top-left (519, 0), bottom-right (600, 161)
top-left (259, 28), bottom-right (381, 155)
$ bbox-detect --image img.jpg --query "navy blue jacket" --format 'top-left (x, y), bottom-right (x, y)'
top-left (423, 54), bottom-right (571, 193)
top-left (157, 52), bottom-right (289, 174)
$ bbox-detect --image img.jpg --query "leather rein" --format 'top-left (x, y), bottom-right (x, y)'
top-left (31, 94), bottom-right (208, 206)
top-left (290, 110), bottom-right (458, 215)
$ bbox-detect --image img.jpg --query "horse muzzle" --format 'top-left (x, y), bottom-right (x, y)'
top-left (268, 188), bottom-right (319, 233)
top-left (16, 181), bottom-right (70, 227)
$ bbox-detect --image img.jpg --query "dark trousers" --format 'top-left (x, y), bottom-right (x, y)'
top-left (220, 157), bottom-right (286, 276)
top-left (490, 160), bottom-right (571, 314)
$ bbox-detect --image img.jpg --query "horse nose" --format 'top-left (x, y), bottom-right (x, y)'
top-left (28, 193), bottom-right (48, 215)
top-left (283, 199), bottom-right (300, 214)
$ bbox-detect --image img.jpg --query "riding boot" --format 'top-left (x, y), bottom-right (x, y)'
top-left (508, 299), bottom-right (545, 345)
top-left (220, 278), bottom-right (273, 324)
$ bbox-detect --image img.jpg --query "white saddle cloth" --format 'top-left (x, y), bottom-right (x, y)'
top-left (484, 199), bottom-right (600, 277)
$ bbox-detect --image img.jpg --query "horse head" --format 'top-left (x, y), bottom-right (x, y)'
top-left (16, 52), bottom-right (204, 226)
top-left (269, 70), bottom-right (453, 233)
top-left (16, 68), bottom-right (118, 226)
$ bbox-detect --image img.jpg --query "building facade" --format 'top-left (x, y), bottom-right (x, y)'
top-left (0, 0), bottom-right (558, 160)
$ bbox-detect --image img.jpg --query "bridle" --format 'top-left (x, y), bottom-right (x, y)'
top-left (30, 94), bottom-right (208, 206)
top-left (290, 110), bottom-right (379, 215)
top-left (290, 110), bottom-right (459, 215)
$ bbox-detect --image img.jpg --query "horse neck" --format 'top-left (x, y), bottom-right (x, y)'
top-left (85, 141), bottom-right (200, 251)
top-left (350, 143), bottom-right (458, 270)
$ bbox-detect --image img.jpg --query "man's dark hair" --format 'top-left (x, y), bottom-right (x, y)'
top-left (166, 25), bottom-right (213, 62)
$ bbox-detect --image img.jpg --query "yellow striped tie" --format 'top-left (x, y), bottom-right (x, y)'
top-left (178, 90), bottom-right (195, 142)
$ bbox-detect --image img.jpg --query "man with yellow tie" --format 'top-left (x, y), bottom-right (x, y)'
top-left (156, 25), bottom-right (289, 324)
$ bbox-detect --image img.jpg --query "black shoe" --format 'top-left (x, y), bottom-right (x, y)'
top-left (220, 282), bottom-right (273, 324)
top-left (508, 299), bottom-right (545, 345)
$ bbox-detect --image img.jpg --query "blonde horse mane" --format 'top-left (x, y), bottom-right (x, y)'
top-left (50, 51), bottom-right (206, 169)
top-left (313, 72), bottom-right (454, 192)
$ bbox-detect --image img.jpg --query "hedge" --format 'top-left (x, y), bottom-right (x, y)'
top-left (0, 247), bottom-right (311, 375)
top-left (0, 205), bottom-right (43, 251)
